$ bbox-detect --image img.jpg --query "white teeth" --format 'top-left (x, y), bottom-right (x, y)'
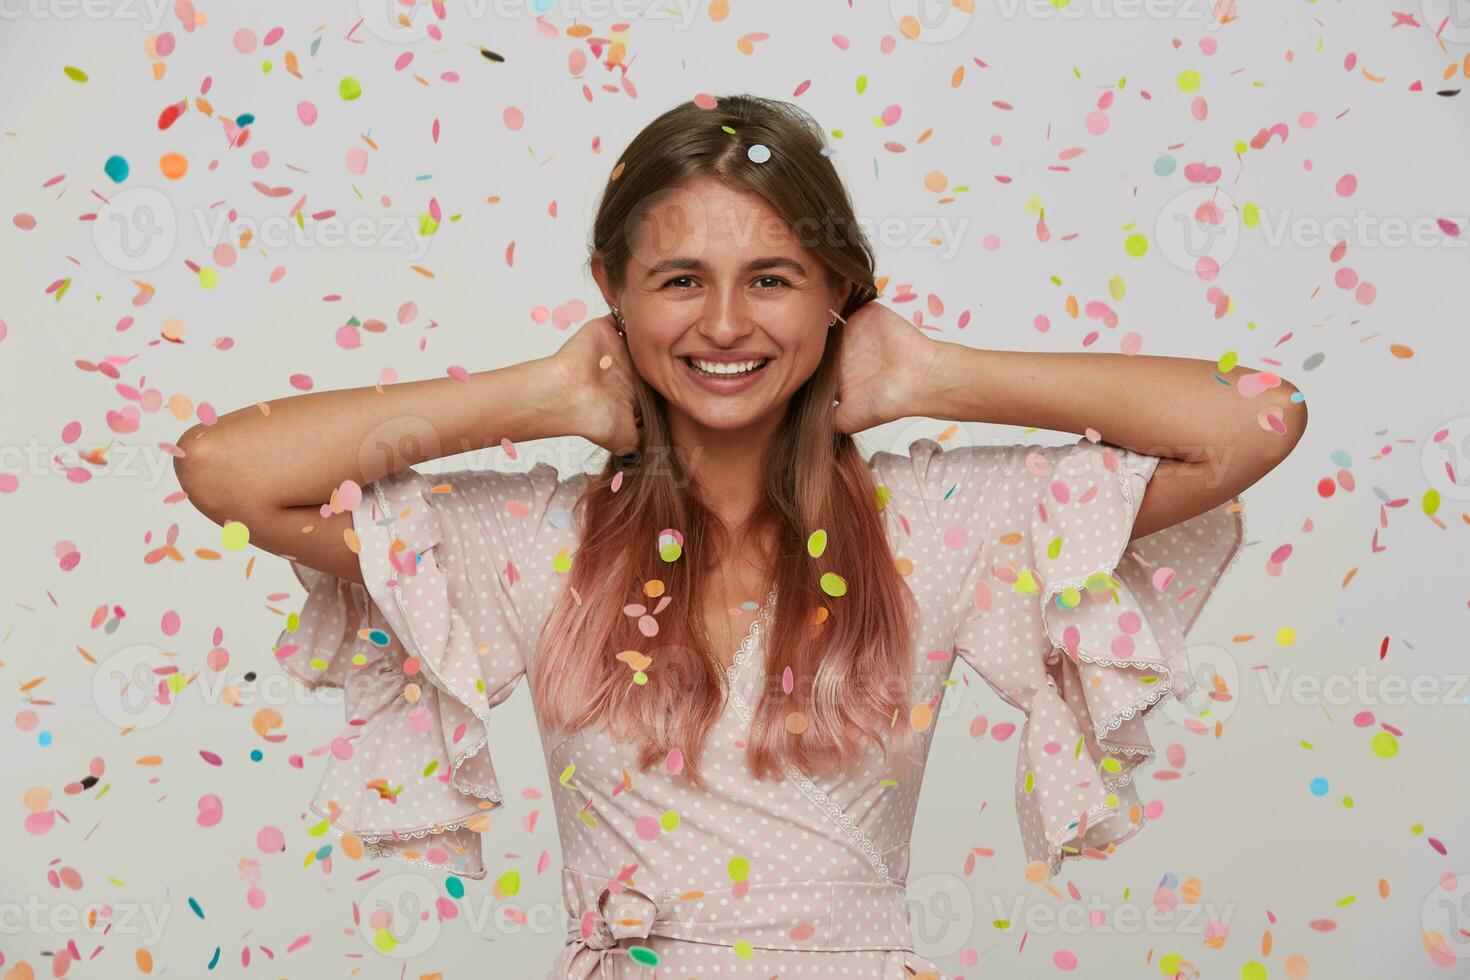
top-left (687, 358), bottom-right (767, 376)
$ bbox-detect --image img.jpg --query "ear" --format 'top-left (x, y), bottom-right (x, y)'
top-left (590, 254), bottom-right (617, 308)
top-left (833, 277), bottom-right (855, 312)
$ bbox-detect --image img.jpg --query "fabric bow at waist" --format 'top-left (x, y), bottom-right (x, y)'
top-left (549, 866), bottom-right (916, 978)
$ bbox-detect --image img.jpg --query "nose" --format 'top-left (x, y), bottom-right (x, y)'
top-left (695, 289), bottom-right (756, 346)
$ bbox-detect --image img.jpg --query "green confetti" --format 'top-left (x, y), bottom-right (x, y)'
top-left (728, 856), bottom-right (749, 882)
top-left (819, 571), bottom-right (847, 597)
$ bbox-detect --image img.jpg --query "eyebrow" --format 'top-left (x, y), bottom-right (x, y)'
top-left (642, 256), bottom-right (809, 278)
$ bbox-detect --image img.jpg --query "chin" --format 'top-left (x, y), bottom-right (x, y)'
top-left (684, 407), bottom-right (764, 430)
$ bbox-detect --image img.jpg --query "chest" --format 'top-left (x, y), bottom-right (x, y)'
top-left (701, 590), bottom-right (765, 673)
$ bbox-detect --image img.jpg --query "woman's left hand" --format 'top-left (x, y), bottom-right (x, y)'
top-left (832, 301), bottom-right (944, 434)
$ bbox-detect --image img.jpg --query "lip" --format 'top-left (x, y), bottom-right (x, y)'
top-left (679, 355), bottom-right (772, 394)
top-left (678, 350), bottom-right (774, 363)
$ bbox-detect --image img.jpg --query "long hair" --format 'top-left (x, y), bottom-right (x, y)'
top-left (528, 94), bottom-right (920, 789)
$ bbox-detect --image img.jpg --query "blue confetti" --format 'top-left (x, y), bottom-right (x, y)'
top-left (104, 155), bottom-right (129, 183)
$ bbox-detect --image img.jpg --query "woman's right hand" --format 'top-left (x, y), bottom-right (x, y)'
top-left (549, 314), bottom-right (644, 457)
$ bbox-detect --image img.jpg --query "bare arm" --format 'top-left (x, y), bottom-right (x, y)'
top-left (922, 344), bottom-right (1307, 538)
top-left (834, 302), bottom-right (1307, 540)
top-left (173, 315), bottom-right (642, 584)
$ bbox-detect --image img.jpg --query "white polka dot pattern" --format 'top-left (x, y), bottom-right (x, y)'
top-left (872, 436), bottom-right (1246, 877)
top-left (276, 436), bottom-right (1244, 978)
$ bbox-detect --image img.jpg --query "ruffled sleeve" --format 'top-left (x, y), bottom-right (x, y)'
top-left (273, 461), bottom-right (582, 879)
top-left (953, 436), bottom-right (1245, 876)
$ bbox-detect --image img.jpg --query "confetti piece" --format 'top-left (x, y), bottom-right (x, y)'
top-left (159, 152), bottom-right (188, 179)
top-left (819, 571), bottom-right (847, 597)
top-left (104, 155), bottom-right (129, 183)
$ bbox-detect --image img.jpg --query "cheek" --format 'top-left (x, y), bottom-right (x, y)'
top-left (789, 331), bottom-right (828, 369)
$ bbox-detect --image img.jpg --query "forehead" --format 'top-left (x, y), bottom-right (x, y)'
top-left (627, 177), bottom-right (817, 272)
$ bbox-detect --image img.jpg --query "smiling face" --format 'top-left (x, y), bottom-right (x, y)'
top-left (594, 176), bottom-right (849, 444)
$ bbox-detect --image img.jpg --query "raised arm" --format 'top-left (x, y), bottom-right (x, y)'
top-left (173, 314), bottom-right (640, 583)
top-left (834, 301), bottom-right (1307, 539)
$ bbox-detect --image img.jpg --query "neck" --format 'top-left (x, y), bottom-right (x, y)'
top-left (667, 410), bottom-right (780, 532)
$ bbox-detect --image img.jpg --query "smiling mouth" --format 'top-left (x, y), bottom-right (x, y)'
top-left (679, 356), bottom-right (772, 378)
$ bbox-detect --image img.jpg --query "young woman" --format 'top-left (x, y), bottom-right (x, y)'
top-left (176, 94), bottom-right (1305, 978)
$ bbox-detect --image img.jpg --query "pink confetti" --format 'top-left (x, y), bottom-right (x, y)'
top-left (196, 793), bottom-right (223, 827)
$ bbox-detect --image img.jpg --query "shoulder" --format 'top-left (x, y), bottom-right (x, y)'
top-left (430, 461), bottom-right (588, 515)
top-left (867, 436), bottom-right (1012, 496)
top-left (866, 437), bottom-right (1016, 535)
top-left (382, 461), bottom-right (590, 558)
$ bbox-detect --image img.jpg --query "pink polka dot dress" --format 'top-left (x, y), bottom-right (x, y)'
top-left (277, 435), bottom-right (1245, 978)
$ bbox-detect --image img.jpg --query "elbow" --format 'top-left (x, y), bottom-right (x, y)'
top-left (1256, 378), bottom-right (1307, 466)
top-left (1277, 379), bottom-right (1308, 449)
top-left (173, 424), bottom-right (219, 514)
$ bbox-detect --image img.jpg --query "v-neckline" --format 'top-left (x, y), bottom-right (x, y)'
top-left (724, 585), bottom-right (779, 687)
